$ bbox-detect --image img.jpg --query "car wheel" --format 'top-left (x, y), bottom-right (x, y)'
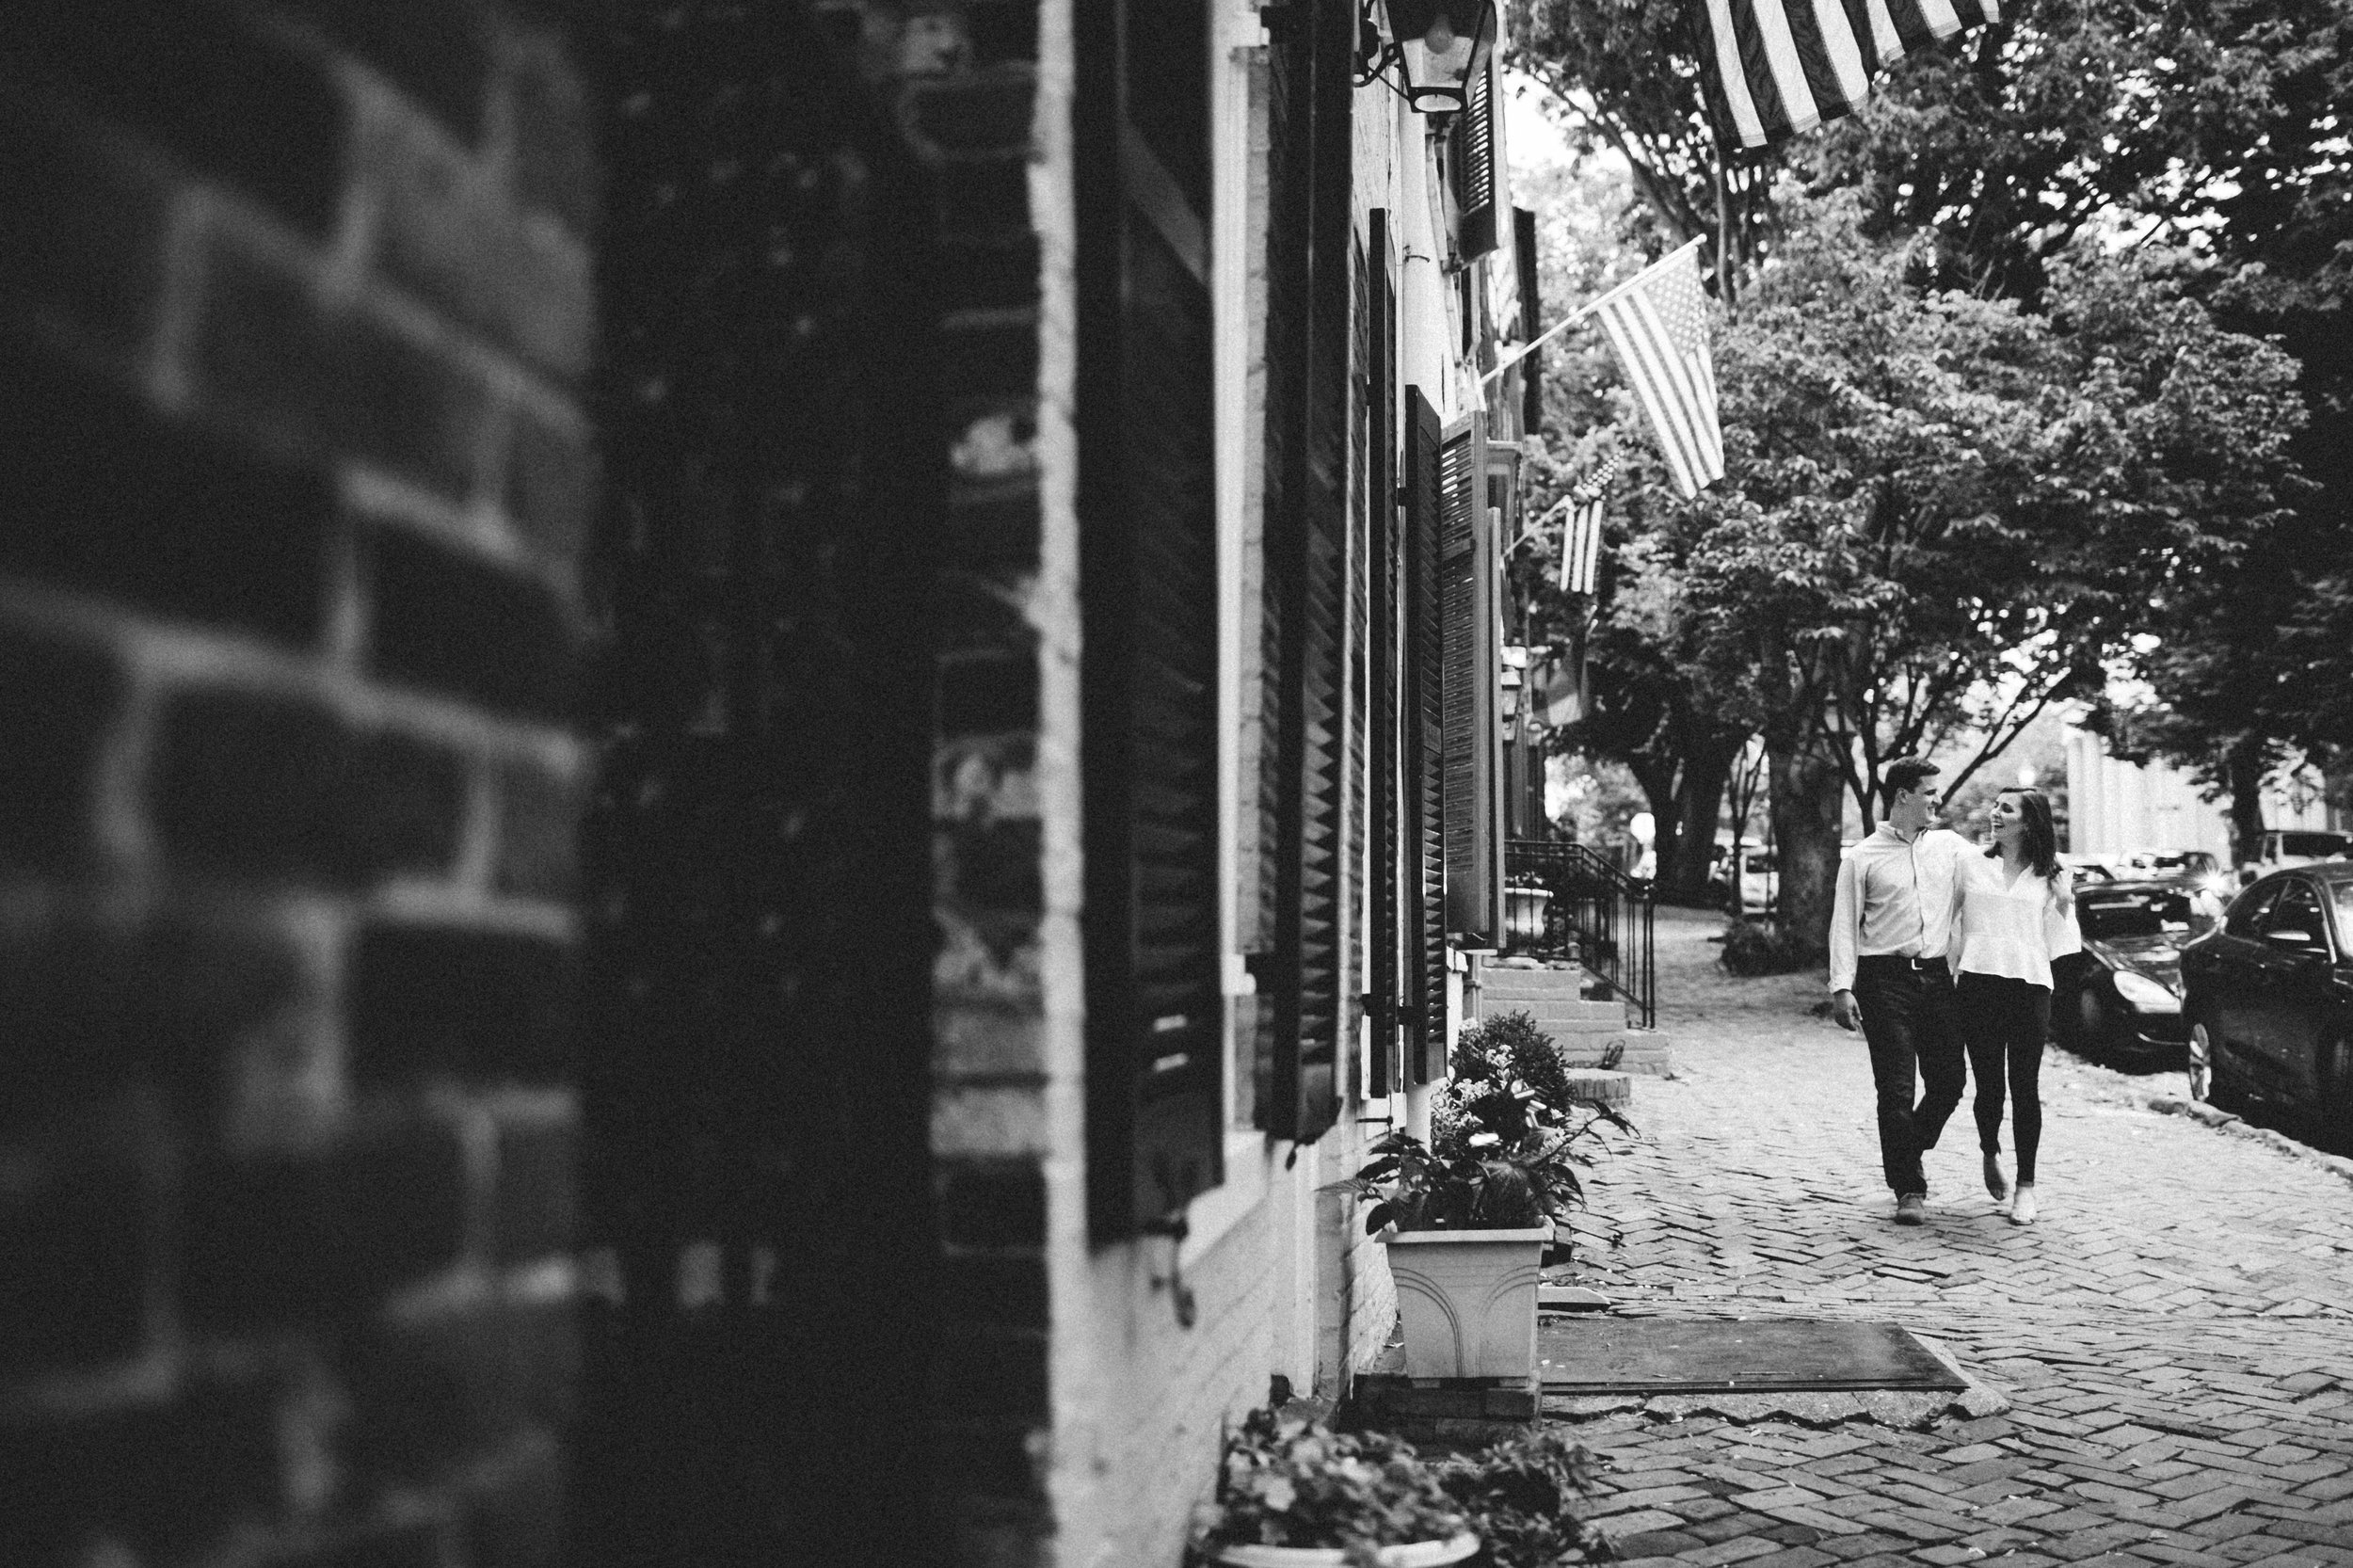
top-left (2075, 988), bottom-right (2110, 1056)
top-left (2188, 1019), bottom-right (2218, 1105)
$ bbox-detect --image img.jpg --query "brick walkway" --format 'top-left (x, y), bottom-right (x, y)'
top-left (1544, 908), bottom-right (2353, 1568)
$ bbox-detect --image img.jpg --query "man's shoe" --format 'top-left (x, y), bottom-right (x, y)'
top-left (2009, 1185), bottom-right (2037, 1226)
top-left (1895, 1192), bottom-right (1928, 1225)
top-left (1983, 1154), bottom-right (2010, 1202)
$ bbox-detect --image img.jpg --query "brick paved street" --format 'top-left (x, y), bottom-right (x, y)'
top-left (1545, 908), bottom-right (2353, 1568)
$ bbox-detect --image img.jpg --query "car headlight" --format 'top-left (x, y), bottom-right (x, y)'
top-left (2111, 969), bottom-right (2180, 1013)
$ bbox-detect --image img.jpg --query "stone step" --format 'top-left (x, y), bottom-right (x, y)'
top-left (1561, 1069), bottom-right (1631, 1108)
top-left (1484, 1005), bottom-right (1622, 1030)
top-left (1477, 973), bottom-right (1598, 997)
top-left (1550, 1029), bottom-right (1673, 1078)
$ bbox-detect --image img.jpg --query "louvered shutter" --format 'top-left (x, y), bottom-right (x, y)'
top-left (1513, 207), bottom-right (1542, 436)
top-left (1366, 211), bottom-right (1400, 1098)
top-left (1452, 56), bottom-right (1500, 261)
top-left (1439, 412), bottom-right (1502, 949)
top-left (1077, 0), bottom-right (1222, 1241)
top-left (1401, 388), bottom-right (1447, 1082)
top-left (1262, 0), bottom-right (1353, 1144)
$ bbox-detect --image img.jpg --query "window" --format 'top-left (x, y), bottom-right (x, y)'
top-left (2226, 881), bottom-right (2281, 936)
top-left (2257, 880), bottom-right (2329, 953)
top-left (2278, 832), bottom-right (2349, 859)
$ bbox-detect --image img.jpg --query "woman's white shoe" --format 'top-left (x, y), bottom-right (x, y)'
top-left (2009, 1185), bottom-right (2038, 1225)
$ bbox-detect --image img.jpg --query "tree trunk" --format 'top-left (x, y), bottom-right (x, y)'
top-left (1657, 743), bottom-right (1737, 905)
top-left (2223, 737), bottom-right (2269, 866)
top-left (1771, 742), bottom-right (1846, 964)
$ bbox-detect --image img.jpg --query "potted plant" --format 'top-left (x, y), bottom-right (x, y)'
top-left (1191, 1404), bottom-right (1478, 1567)
top-left (1335, 1013), bottom-right (1632, 1381)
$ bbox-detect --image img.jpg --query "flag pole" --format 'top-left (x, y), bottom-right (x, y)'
top-left (1480, 235), bottom-right (1706, 388)
top-left (1508, 493), bottom-right (1576, 554)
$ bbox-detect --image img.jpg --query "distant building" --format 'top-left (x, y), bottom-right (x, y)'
top-left (2063, 727), bottom-right (2340, 860)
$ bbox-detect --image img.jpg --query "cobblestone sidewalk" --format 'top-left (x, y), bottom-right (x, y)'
top-left (1543, 909), bottom-right (2353, 1568)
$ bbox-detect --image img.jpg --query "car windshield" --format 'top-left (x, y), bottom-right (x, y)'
top-left (2076, 889), bottom-right (2196, 940)
top-left (1745, 853), bottom-right (1773, 873)
top-left (2334, 883), bottom-right (2353, 941)
top-left (2279, 833), bottom-right (2349, 858)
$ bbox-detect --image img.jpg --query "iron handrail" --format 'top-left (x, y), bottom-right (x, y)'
top-left (1503, 839), bottom-right (1657, 1030)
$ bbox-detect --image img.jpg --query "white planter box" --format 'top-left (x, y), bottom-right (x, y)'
top-left (1377, 1222), bottom-right (1550, 1380)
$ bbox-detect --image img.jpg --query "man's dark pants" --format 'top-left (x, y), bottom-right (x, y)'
top-left (1853, 954), bottom-right (1966, 1195)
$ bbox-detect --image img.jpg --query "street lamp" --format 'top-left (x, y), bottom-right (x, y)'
top-left (1362, 0), bottom-right (1497, 118)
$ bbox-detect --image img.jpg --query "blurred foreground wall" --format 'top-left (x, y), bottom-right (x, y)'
top-left (1, 4), bottom-right (597, 1563)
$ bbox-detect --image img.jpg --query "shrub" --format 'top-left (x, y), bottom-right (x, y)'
top-left (1435, 1429), bottom-right (1606, 1568)
top-left (1193, 1407), bottom-right (1604, 1568)
top-left (1720, 917), bottom-right (1813, 976)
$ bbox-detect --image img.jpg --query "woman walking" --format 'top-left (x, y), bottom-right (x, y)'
top-left (1950, 788), bottom-right (2079, 1225)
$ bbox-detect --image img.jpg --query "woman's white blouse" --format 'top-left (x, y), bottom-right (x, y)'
top-left (1951, 856), bottom-right (2082, 988)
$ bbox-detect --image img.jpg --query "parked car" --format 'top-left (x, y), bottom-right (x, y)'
top-left (2177, 865), bottom-right (2353, 1146)
top-left (2057, 853), bottom-right (2119, 886)
top-left (1737, 848), bottom-right (1777, 915)
top-left (2245, 829), bottom-right (2352, 874)
top-left (2117, 846), bottom-right (2233, 921)
top-left (2055, 879), bottom-right (2208, 1064)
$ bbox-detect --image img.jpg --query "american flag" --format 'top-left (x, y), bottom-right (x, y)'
top-left (1560, 452), bottom-right (1622, 596)
top-left (1592, 239), bottom-right (1723, 500)
top-left (1690, 0), bottom-right (2002, 150)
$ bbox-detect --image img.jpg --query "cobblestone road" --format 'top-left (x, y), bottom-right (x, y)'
top-left (1545, 908), bottom-right (2353, 1568)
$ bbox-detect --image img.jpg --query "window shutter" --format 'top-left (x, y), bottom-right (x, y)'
top-left (1440, 412), bottom-right (1502, 949)
top-left (1263, 0), bottom-right (1353, 1144)
top-left (1366, 211), bottom-right (1400, 1098)
top-left (1453, 58), bottom-right (1500, 261)
top-left (1513, 207), bottom-right (1542, 435)
top-left (1401, 387), bottom-right (1447, 1082)
top-left (1078, 0), bottom-right (1222, 1242)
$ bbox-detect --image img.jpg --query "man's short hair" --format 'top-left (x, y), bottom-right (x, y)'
top-left (1881, 757), bottom-right (1939, 808)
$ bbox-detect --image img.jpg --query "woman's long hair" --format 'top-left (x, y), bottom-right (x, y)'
top-left (1987, 787), bottom-right (2060, 881)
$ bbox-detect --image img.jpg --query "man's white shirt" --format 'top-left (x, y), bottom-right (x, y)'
top-left (1828, 825), bottom-right (1975, 995)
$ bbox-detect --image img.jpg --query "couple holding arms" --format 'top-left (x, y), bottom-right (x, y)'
top-left (1829, 757), bottom-right (2077, 1226)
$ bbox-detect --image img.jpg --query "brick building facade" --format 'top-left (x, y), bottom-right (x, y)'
top-left (3, 2), bottom-right (594, 1563)
top-left (3, 2), bottom-right (1536, 1564)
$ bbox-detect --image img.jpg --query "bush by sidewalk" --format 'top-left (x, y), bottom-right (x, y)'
top-left (1719, 917), bottom-right (1813, 976)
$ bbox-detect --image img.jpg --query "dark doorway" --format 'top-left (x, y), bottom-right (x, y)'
top-left (575, 8), bottom-right (942, 1562)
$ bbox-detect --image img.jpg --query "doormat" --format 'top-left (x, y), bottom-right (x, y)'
top-left (1538, 1318), bottom-right (1964, 1394)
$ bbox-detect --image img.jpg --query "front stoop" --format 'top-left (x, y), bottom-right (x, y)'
top-left (1476, 966), bottom-right (1674, 1079)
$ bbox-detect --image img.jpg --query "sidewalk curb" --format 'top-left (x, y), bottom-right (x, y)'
top-left (1907, 1329), bottom-right (2011, 1420)
top-left (2141, 1095), bottom-right (2353, 1187)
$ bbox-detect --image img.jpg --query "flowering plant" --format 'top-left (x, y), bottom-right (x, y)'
top-left (1191, 1404), bottom-right (1468, 1565)
top-left (1334, 1011), bottom-right (1632, 1235)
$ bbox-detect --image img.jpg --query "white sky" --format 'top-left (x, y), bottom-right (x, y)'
top-left (1503, 69), bottom-right (1577, 175)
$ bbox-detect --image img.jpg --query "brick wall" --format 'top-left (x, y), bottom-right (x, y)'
top-left (0, 5), bottom-right (595, 1565)
top-left (819, 0), bottom-right (1064, 1561)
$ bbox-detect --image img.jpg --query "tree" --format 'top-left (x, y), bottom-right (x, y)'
top-left (1657, 192), bottom-right (2305, 954)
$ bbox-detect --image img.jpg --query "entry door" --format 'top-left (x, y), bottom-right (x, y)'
top-left (2202, 881), bottom-right (2280, 1060)
top-left (2248, 878), bottom-right (2335, 1094)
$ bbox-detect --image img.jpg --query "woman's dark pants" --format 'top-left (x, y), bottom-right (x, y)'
top-left (1853, 955), bottom-right (1966, 1196)
top-left (1957, 971), bottom-right (2050, 1186)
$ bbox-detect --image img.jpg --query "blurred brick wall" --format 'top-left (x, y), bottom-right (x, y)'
top-left (879, 0), bottom-right (1059, 1559)
top-left (0, 4), bottom-right (596, 1566)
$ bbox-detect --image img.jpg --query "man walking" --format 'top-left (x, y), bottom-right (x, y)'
top-left (1830, 757), bottom-right (1974, 1224)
